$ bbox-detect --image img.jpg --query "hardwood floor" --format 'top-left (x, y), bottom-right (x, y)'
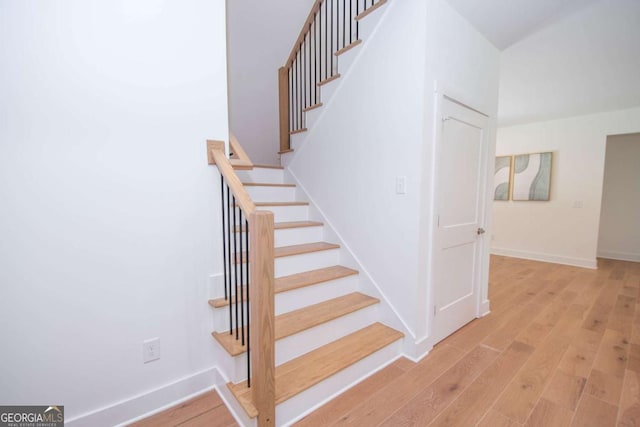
top-left (128, 390), bottom-right (238, 427)
top-left (296, 256), bottom-right (640, 426)
top-left (132, 256), bottom-right (640, 426)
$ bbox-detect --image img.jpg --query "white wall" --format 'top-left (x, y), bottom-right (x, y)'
top-left (0, 1), bottom-right (227, 424)
top-left (498, 0), bottom-right (640, 126)
top-left (287, 0), bottom-right (499, 356)
top-left (418, 0), bottom-right (500, 345)
top-left (227, 0), bottom-right (315, 165)
top-left (289, 0), bottom-right (428, 342)
top-left (598, 133), bottom-right (640, 262)
top-left (492, 108), bottom-right (640, 268)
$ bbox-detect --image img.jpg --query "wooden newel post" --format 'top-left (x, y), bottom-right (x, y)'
top-left (249, 211), bottom-right (276, 427)
top-left (278, 66), bottom-right (290, 153)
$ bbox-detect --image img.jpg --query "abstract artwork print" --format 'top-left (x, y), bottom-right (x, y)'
top-left (494, 156), bottom-right (512, 201)
top-left (512, 152), bottom-right (552, 201)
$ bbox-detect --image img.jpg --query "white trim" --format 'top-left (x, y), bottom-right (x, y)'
top-left (66, 367), bottom-right (223, 427)
top-left (597, 250), bottom-right (640, 263)
top-left (491, 247), bottom-right (597, 269)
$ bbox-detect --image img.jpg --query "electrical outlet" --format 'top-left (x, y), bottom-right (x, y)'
top-left (143, 338), bottom-right (160, 363)
top-left (395, 176), bottom-right (407, 195)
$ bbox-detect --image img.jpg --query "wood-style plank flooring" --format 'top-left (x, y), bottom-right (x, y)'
top-left (132, 256), bottom-right (640, 426)
top-left (128, 389), bottom-right (237, 427)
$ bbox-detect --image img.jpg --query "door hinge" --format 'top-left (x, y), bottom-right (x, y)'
top-left (433, 305), bottom-right (437, 316)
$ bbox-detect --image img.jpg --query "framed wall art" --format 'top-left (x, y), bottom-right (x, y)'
top-left (512, 152), bottom-right (553, 201)
top-left (494, 155), bottom-right (512, 201)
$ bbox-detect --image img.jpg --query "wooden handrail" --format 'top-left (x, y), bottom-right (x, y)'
top-left (278, 67), bottom-right (290, 153)
top-left (208, 140), bottom-right (256, 215)
top-left (229, 133), bottom-right (254, 170)
top-left (207, 138), bottom-right (276, 427)
top-left (279, 0), bottom-right (386, 152)
top-left (285, 0), bottom-right (323, 69)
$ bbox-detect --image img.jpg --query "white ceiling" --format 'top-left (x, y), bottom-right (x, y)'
top-left (446, 0), bottom-right (640, 126)
top-left (446, 0), bottom-right (600, 50)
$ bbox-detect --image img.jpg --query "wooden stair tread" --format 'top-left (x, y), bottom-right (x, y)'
top-left (228, 322), bottom-right (404, 418)
top-left (234, 220), bottom-right (323, 233)
top-left (318, 73), bottom-right (341, 87)
top-left (212, 292), bottom-right (378, 356)
top-left (274, 220), bottom-right (323, 230)
top-left (355, 0), bottom-right (387, 21)
top-left (335, 39), bottom-right (362, 56)
top-left (251, 164), bottom-right (283, 169)
top-left (208, 265), bottom-right (358, 308)
top-left (241, 182), bottom-right (295, 187)
top-left (255, 201), bottom-right (308, 206)
top-left (274, 241), bottom-right (339, 258)
top-left (276, 265), bottom-right (358, 293)
top-left (277, 292), bottom-right (378, 339)
top-left (233, 241), bottom-right (339, 264)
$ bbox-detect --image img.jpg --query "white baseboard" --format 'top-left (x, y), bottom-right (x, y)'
top-left (597, 250), bottom-right (640, 263)
top-left (66, 367), bottom-right (222, 427)
top-left (491, 247), bottom-right (597, 269)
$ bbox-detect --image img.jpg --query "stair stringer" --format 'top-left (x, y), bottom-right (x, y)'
top-left (285, 168), bottom-right (417, 356)
top-left (282, 0), bottom-right (394, 163)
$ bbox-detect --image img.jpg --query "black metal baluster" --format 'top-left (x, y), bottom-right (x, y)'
top-left (232, 196), bottom-right (239, 339)
top-left (245, 217), bottom-right (251, 387)
top-left (307, 28), bottom-right (311, 108)
top-left (331, 0), bottom-right (334, 74)
top-left (314, 14), bottom-right (318, 104)
top-left (220, 177), bottom-right (227, 301)
top-left (236, 209), bottom-right (246, 345)
top-left (343, 0), bottom-right (346, 49)
top-left (325, 0), bottom-right (328, 79)
top-left (298, 49), bottom-right (302, 129)
top-left (356, 0), bottom-right (359, 40)
top-left (349, 0), bottom-right (352, 44)
top-left (303, 38), bottom-right (306, 112)
top-left (226, 186), bottom-right (232, 333)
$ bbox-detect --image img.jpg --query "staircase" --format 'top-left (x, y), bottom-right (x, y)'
top-left (210, 164), bottom-right (404, 426)
top-left (209, 1), bottom-right (402, 425)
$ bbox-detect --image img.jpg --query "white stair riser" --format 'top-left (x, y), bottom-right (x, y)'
top-left (275, 304), bottom-right (379, 365)
top-left (275, 275), bottom-right (359, 314)
top-left (230, 225), bottom-right (323, 248)
top-left (275, 226), bottom-right (324, 247)
top-left (357, 4), bottom-right (387, 41)
top-left (235, 168), bottom-right (284, 184)
top-left (244, 186), bottom-right (297, 202)
top-left (261, 205), bottom-right (309, 222)
top-left (212, 275), bottom-right (359, 331)
top-left (222, 249), bottom-right (340, 282)
top-left (220, 304), bottom-right (380, 382)
top-left (275, 249), bottom-right (340, 277)
top-left (302, 108), bottom-right (324, 136)
top-left (279, 339), bottom-right (403, 426)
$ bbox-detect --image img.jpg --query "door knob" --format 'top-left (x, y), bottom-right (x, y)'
top-left (477, 227), bottom-right (486, 235)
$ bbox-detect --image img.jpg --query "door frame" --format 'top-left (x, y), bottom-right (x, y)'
top-left (427, 91), bottom-right (492, 345)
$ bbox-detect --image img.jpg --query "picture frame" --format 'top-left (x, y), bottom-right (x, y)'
top-left (512, 152), bottom-right (553, 201)
top-left (494, 155), bottom-right (512, 201)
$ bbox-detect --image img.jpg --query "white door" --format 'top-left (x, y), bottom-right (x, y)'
top-left (432, 96), bottom-right (489, 345)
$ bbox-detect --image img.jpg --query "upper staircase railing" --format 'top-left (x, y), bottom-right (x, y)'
top-left (278, 0), bottom-right (387, 153)
top-left (207, 139), bottom-right (275, 427)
